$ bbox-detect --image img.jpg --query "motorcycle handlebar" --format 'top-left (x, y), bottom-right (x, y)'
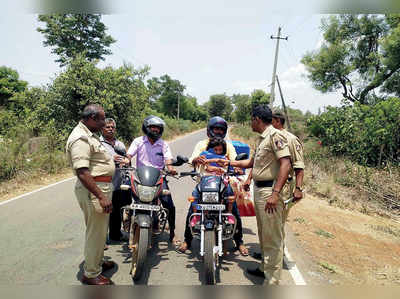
top-left (180, 171), bottom-right (199, 177)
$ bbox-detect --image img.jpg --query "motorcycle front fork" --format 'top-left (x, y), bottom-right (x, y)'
top-left (199, 212), bottom-right (223, 257)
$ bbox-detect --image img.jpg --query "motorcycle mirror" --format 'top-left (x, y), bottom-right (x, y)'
top-left (115, 144), bottom-right (127, 156)
top-left (171, 155), bottom-right (188, 166)
top-left (235, 153), bottom-right (248, 160)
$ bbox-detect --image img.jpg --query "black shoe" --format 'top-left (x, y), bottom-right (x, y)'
top-left (109, 234), bottom-right (129, 242)
top-left (252, 252), bottom-right (262, 260)
top-left (246, 267), bottom-right (265, 279)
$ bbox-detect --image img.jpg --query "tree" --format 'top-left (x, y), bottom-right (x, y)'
top-left (232, 94), bottom-right (251, 123)
top-left (250, 89), bottom-right (270, 108)
top-left (37, 14), bottom-right (116, 66)
top-left (0, 66), bottom-right (27, 107)
top-left (302, 14), bottom-right (400, 104)
top-left (147, 75), bottom-right (185, 118)
top-left (31, 56), bottom-right (149, 142)
top-left (207, 94), bottom-right (233, 120)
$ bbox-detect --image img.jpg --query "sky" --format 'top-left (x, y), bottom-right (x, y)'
top-left (1, 1), bottom-right (389, 114)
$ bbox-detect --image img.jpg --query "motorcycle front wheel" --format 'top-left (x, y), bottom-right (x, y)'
top-left (204, 230), bottom-right (217, 285)
top-left (130, 222), bottom-right (148, 281)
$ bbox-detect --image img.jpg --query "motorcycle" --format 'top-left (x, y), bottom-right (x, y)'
top-left (180, 152), bottom-right (248, 285)
top-left (119, 155), bottom-right (187, 280)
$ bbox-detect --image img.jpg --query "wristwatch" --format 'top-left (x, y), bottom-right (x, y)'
top-left (295, 186), bottom-right (303, 192)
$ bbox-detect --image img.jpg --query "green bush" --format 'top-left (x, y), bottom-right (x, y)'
top-left (307, 98), bottom-right (400, 166)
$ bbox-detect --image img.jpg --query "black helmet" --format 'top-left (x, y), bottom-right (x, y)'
top-left (207, 116), bottom-right (228, 138)
top-left (142, 115), bottom-right (165, 140)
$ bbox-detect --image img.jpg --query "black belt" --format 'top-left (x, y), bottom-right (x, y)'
top-left (254, 180), bottom-right (274, 188)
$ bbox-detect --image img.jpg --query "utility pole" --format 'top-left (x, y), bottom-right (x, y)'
top-left (177, 93), bottom-right (180, 120)
top-left (269, 27), bottom-right (288, 108)
top-left (276, 74), bottom-right (291, 130)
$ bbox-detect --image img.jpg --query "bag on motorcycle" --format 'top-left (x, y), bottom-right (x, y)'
top-left (229, 176), bottom-right (256, 217)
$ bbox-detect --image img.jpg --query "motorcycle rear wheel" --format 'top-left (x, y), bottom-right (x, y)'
top-left (130, 223), bottom-right (148, 281)
top-left (204, 230), bottom-right (216, 285)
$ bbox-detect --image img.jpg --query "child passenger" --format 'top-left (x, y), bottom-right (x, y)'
top-left (190, 138), bottom-right (235, 226)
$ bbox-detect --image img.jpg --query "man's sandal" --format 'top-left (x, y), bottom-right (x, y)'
top-left (177, 241), bottom-right (188, 253)
top-left (238, 244), bottom-right (249, 256)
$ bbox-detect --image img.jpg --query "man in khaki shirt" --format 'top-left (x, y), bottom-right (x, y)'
top-left (217, 105), bottom-right (291, 284)
top-left (272, 112), bottom-right (305, 203)
top-left (66, 104), bottom-right (116, 285)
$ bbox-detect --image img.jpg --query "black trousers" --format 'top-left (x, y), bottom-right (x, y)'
top-left (159, 179), bottom-right (176, 242)
top-left (109, 189), bottom-right (132, 240)
top-left (183, 201), bottom-right (244, 248)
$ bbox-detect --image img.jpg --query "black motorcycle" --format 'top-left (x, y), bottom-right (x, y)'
top-left (119, 155), bottom-right (187, 280)
top-left (180, 153), bottom-right (248, 285)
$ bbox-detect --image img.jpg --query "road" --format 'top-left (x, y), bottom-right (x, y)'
top-left (0, 129), bottom-right (311, 285)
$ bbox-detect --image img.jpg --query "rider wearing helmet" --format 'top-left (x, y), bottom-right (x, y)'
top-left (178, 116), bottom-right (249, 256)
top-left (206, 116), bottom-right (228, 138)
top-left (127, 115), bottom-right (178, 243)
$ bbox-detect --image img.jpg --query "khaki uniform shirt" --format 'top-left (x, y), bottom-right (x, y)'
top-left (282, 129), bottom-right (305, 170)
top-left (252, 125), bottom-right (290, 181)
top-left (66, 122), bottom-right (115, 177)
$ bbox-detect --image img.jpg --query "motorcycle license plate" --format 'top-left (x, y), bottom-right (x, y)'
top-left (196, 204), bottom-right (225, 211)
top-left (131, 203), bottom-right (160, 211)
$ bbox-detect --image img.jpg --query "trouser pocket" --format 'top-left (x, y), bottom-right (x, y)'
top-left (89, 183), bottom-right (113, 213)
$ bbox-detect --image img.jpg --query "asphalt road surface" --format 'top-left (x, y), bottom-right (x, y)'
top-left (0, 129), bottom-right (316, 285)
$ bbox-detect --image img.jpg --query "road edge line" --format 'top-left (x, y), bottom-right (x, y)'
top-left (0, 177), bottom-right (75, 206)
top-left (284, 246), bottom-right (307, 285)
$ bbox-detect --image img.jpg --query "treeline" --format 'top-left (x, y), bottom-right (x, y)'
top-left (307, 99), bottom-right (400, 167)
top-left (302, 14), bottom-right (400, 167)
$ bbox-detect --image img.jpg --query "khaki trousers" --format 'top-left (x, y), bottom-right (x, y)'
top-left (253, 186), bottom-right (285, 285)
top-left (75, 180), bottom-right (112, 278)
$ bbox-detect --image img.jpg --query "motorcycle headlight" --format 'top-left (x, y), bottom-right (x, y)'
top-left (137, 185), bottom-right (159, 202)
top-left (202, 192), bottom-right (219, 203)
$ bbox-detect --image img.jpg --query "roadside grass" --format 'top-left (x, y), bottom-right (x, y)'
top-left (314, 229), bottom-right (335, 239)
top-left (369, 224), bottom-right (400, 238)
top-left (318, 261), bottom-right (338, 273)
top-left (293, 217), bottom-right (306, 224)
top-left (230, 122), bottom-right (400, 221)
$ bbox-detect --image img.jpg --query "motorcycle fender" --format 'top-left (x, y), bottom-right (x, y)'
top-left (204, 219), bottom-right (215, 230)
top-left (135, 214), bottom-right (151, 228)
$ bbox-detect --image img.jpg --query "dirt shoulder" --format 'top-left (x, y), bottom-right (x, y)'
top-left (288, 194), bottom-right (400, 285)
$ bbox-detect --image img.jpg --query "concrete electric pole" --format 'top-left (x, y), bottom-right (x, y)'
top-left (276, 74), bottom-right (291, 130)
top-left (269, 27), bottom-right (288, 108)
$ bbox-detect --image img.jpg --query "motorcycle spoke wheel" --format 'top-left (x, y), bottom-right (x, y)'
top-left (131, 224), bottom-right (148, 281)
top-left (204, 230), bottom-right (216, 285)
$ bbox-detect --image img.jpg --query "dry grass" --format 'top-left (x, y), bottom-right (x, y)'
top-left (230, 122), bottom-right (400, 222)
top-left (0, 168), bottom-right (73, 203)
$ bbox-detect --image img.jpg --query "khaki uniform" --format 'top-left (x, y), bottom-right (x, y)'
top-left (252, 125), bottom-right (290, 285)
top-left (281, 129), bottom-right (305, 220)
top-left (66, 122), bottom-right (115, 278)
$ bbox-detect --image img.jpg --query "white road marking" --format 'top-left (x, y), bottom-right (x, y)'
top-left (284, 246), bottom-right (307, 285)
top-left (0, 177), bottom-right (75, 206)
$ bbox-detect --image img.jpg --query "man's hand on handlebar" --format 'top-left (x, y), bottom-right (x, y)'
top-left (167, 166), bottom-right (178, 175)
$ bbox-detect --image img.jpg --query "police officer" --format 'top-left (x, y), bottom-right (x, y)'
top-left (66, 104), bottom-right (116, 285)
top-left (217, 105), bottom-right (291, 285)
top-left (271, 112), bottom-right (305, 207)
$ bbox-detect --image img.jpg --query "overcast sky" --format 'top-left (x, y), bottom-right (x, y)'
top-left (1, 1), bottom-right (348, 114)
